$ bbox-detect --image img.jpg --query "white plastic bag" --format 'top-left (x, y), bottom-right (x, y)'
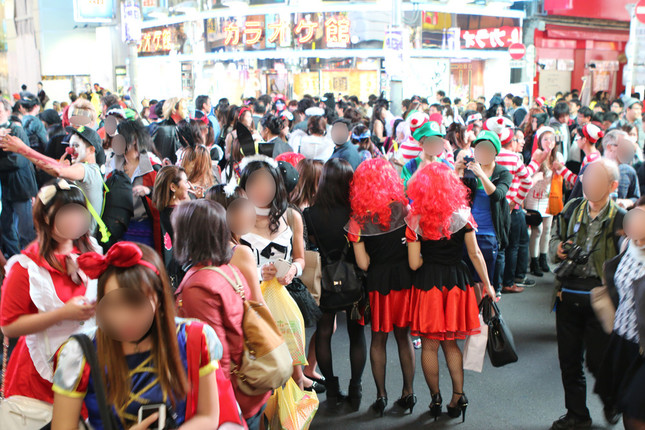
top-left (463, 314), bottom-right (488, 373)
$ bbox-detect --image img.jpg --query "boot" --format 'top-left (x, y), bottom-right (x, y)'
top-left (530, 258), bottom-right (543, 277)
top-left (325, 377), bottom-right (347, 408)
top-left (539, 254), bottom-right (550, 273)
top-left (347, 380), bottom-right (362, 411)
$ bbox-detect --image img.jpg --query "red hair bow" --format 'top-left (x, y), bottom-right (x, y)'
top-left (77, 242), bottom-right (159, 279)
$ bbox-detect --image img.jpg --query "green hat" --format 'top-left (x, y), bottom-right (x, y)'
top-left (412, 120), bottom-right (443, 141)
top-left (473, 130), bottom-right (501, 155)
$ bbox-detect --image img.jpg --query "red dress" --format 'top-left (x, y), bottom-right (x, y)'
top-left (406, 225), bottom-right (481, 340)
top-left (0, 243), bottom-right (90, 403)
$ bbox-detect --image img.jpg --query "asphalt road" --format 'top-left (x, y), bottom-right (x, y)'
top-left (308, 272), bottom-right (616, 430)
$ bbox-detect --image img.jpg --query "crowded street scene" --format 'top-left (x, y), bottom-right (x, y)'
top-left (1, 0), bottom-right (645, 429)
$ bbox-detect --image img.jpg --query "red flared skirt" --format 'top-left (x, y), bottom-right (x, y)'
top-left (408, 284), bottom-right (481, 340)
top-left (363, 289), bottom-right (412, 333)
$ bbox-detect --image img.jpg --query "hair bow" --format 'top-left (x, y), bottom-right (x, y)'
top-left (38, 179), bottom-right (72, 205)
top-left (77, 242), bottom-right (159, 280)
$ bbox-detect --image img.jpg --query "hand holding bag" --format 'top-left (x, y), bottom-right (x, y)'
top-left (480, 297), bottom-right (518, 367)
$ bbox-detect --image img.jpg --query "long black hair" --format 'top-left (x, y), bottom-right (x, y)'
top-left (314, 158), bottom-right (353, 212)
top-left (239, 159), bottom-right (288, 234)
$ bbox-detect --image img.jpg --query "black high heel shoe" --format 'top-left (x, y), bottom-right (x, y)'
top-left (446, 392), bottom-right (468, 423)
top-left (394, 393), bottom-right (417, 414)
top-left (371, 396), bottom-right (388, 417)
top-left (429, 392), bottom-right (442, 421)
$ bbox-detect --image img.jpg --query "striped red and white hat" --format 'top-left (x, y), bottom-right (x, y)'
top-left (500, 127), bottom-right (514, 146)
top-left (406, 111), bottom-right (430, 135)
top-left (581, 123), bottom-right (604, 144)
top-left (535, 97), bottom-right (546, 107)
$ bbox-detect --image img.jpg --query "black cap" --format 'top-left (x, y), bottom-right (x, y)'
top-left (38, 109), bottom-right (61, 125)
top-left (278, 160), bottom-right (299, 194)
top-left (65, 125), bottom-right (106, 166)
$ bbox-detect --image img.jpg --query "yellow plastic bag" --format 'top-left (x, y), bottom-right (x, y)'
top-left (264, 378), bottom-right (319, 430)
top-left (261, 278), bottom-right (307, 365)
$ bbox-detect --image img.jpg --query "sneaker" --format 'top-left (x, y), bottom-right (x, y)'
top-left (413, 338), bottom-right (422, 349)
top-left (550, 414), bottom-right (592, 430)
top-left (502, 284), bottom-right (524, 293)
top-left (515, 277), bottom-right (536, 288)
top-left (496, 291), bottom-right (502, 299)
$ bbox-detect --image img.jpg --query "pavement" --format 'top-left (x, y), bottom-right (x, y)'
top-left (308, 272), bottom-right (617, 430)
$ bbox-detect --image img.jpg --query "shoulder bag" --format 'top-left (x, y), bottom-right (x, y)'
top-left (198, 266), bottom-right (292, 396)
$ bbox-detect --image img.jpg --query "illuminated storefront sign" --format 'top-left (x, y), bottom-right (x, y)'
top-left (220, 15), bottom-right (351, 49)
top-left (461, 26), bottom-right (521, 49)
top-left (139, 27), bottom-right (173, 54)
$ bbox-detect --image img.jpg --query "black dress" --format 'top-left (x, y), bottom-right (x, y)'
top-left (407, 225), bottom-right (480, 340)
top-left (348, 223), bottom-right (412, 332)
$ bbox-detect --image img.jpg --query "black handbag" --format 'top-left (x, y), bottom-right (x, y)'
top-left (309, 218), bottom-right (364, 313)
top-left (320, 244), bottom-right (365, 312)
top-left (286, 278), bottom-right (323, 327)
top-left (524, 209), bottom-right (543, 227)
top-left (480, 297), bottom-right (518, 367)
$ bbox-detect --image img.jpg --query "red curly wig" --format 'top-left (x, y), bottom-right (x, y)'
top-left (407, 162), bottom-right (469, 240)
top-left (275, 152), bottom-right (305, 167)
top-left (350, 158), bottom-right (407, 230)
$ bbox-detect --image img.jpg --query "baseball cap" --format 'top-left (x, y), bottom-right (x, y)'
top-left (65, 125), bottom-right (106, 166)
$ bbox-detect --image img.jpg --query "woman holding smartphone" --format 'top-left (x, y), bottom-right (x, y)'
top-left (50, 242), bottom-right (221, 430)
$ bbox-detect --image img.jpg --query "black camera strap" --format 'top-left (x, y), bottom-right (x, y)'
top-left (568, 200), bottom-right (617, 256)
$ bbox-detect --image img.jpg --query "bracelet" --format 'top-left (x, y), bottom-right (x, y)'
top-left (293, 262), bottom-right (303, 278)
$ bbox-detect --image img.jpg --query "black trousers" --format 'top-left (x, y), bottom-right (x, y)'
top-left (555, 290), bottom-right (610, 419)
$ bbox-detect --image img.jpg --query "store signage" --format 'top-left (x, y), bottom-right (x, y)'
top-left (73, 0), bottom-right (115, 23)
top-left (139, 27), bottom-right (172, 54)
top-left (224, 17), bottom-right (351, 48)
top-left (508, 42), bottom-right (526, 60)
top-left (637, 0), bottom-right (645, 24)
top-left (461, 26), bottom-right (521, 49)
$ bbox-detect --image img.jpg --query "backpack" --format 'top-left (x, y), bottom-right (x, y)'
top-left (198, 265), bottom-right (292, 396)
top-left (97, 170), bottom-right (134, 252)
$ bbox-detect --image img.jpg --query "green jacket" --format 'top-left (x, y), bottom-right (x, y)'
top-left (549, 198), bottom-right (625, 280)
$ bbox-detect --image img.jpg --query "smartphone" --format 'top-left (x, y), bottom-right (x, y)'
top-left (464, 156), bottom-right (475, 164)
top-left (138, 404), bottom-right (166, 430)
top-left (273, 258), bottom-right (292, 279)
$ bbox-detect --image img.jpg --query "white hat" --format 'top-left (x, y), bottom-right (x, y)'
top-left (483, 116), bottom-right (514, 136)
top-left (535, 126), bottom-right (556, 143)
top-left (305, 107), bottom-right (325, 117)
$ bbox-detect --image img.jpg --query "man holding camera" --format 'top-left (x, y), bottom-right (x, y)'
top-left (548, 159), bottom-right (625, 430)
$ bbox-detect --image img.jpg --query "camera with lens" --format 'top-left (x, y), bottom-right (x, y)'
top-left (554, 242), bottom-right (590, 280)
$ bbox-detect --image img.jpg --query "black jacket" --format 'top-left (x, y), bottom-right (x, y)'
top-left (464, 163), bottom-right (513, 249)
top-left (604, 250), bottom-right (645, 352)
top-left (0, 123), bottom-right (38, 201)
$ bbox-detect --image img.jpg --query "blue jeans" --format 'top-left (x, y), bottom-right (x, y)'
top-left (494, 248), bottom-right (505, 293)
top-left (466, 234), bottom-right (498, 284)
top-left (503, 209), bottom-right (529, 287)
top-left (1, 197), bottom-right (35, 257)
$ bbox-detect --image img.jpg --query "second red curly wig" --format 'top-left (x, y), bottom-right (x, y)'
top-left (407, 162), bottom-right (469, 240)
top-left (350, 158), bottom-right (407, 230)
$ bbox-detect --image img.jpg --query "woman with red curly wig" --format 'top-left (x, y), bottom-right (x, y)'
top-left (347, 158), bottom-right (416, 417)
top-left (406, 162), bottom-right (496, 423)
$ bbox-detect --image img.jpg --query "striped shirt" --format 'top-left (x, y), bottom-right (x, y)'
top-left (400, 138), bottom-right (422, 161)
top-left (495, 148), bottom-right (533, 208)
top-left (558, 151), bottom-right (602, 185)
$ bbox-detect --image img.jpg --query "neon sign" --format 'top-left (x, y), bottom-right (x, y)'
top-left (139, 28), bottom-right (172, 54)
top-left (223, 17), bottom-right (351, 48)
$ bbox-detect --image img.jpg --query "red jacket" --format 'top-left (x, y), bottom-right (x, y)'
top-left (175, 263), bottom-right (270, 419)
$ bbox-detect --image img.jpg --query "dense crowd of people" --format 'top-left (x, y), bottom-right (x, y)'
top-left (0, 83), bottom-right (644, 430)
